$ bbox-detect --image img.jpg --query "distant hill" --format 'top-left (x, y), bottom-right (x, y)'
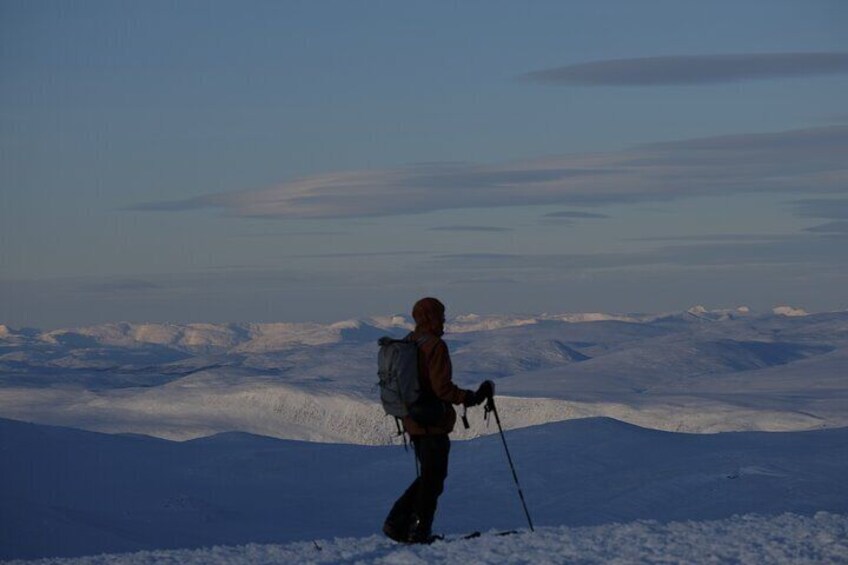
top-left (1, 307), bottom-right (846, 442)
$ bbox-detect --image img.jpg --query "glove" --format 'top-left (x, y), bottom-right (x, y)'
top-left (463, 380), bottom-right (495, 407)
top-left (477, 380), bottom-right (494, 402)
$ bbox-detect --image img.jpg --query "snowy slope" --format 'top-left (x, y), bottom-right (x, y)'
top-left (8, 514), bottom-right (848, 565)
top-left (2, 417), bottom-right (847, 560)
top-left (1, 308), bottom-right (847, 442)
top-left (3, 308), bottom-right (847, 562)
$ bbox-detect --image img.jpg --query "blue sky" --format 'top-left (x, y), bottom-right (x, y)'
top-left (2, 1), bottom-right (847, 327)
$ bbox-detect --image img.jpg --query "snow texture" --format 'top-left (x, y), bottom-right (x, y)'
top-left (5, 513), bottom-right (847, 565)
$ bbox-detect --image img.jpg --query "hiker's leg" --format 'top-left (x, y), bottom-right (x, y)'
top-left (385, 439), bottom-right (424, 538)
top-left (410, 434), bottom-right (450, 534)
top-left (386, 477), bottom-right (419, 527)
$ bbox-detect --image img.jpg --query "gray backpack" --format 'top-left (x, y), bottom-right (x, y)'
top-left (377, 334), bottom-right (427, 418)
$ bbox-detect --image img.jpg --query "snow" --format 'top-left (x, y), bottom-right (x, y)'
top-left (2, 307), bottom-right (847, 442)
top-left (2, 416), bottom-right (847, 561)
top-left (7, 513), bottom-right (847, 564)
top-left (2, 306), bottom-right (847, 562)
top-left (773, 305), bottom-right (809, 317)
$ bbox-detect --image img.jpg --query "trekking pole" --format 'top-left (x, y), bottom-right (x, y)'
top-left (485, 395), bottom-right (535, 532)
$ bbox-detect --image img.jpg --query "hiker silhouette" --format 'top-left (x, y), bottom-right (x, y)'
top-left (382, 297), bottom-right (493, 544)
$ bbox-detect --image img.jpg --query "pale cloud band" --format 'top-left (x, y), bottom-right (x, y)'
top-left (432, 234), bottom-right (847, 272)
top-left (805, 221), bottom-right (848, 234)
top-left (544, 211), bottom-right (610, 219)
top-left (131, 125), bottom-right (848, 220)
top-left (427, 226), bottom-right (513, 233)
top-left (521, 52), bottom-right (848, 86)
top-left (790, 198), bottom-right (848, 219)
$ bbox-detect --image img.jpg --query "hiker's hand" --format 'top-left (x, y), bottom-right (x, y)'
top-left (463, 389), bottom-right (482, 407)
top-left (477, 380), bottom-right (495, 401)
top-left (464, 380), bottom-right (495, 406)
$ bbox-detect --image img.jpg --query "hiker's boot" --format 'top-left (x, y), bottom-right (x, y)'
top-left (407, 528), bottom-right (441, 544)
top-left (406, 515), bottom-right (440, 544)
top-left (382, 520), bottom-right (408, 543)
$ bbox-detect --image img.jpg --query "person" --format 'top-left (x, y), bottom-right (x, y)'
top-left (382, 297), bottom-right (494, 544)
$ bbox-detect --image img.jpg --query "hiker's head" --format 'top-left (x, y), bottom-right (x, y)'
top-left (412, 297), bottom-right (446, 337)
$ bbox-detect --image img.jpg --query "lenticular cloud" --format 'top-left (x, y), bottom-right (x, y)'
top-left (521, 52), bottom-right (848, 86)
top-left (131, 126), bottom-right (848, 220)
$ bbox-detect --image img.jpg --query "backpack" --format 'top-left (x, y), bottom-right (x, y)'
top-left (377, 334), bottom-right (426, 418)
top-left (377, 334), bottom-right (449, 428)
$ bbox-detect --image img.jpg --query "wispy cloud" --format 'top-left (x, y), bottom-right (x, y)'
top-left (433, 234), bottom-right (846, 274)
top-left (628, 234), bottom-right (787, 243)
top-left (291, 251), bottom-right (427, 259)
top-left (543, 211), bottom-right (609, 219)
top-left (427, 226), bottom-right (513, 233)
top-left (233, 230), bottom-right (349, 238)
top-left (790, 199), bottom-right (848, 219)
top-left (804, 221), bottom-right (848, 234)
top-left (433, 252), bottom-right (640, 270)
top-left (80, 279), bottom-right (161, 293)
top-left (655, 235), bottom-right (848, 267)
top-left (446, 277), bottom-right (519, 286)
top-left (132, 125), bottom-right (848, 220)
top-left (521, 52), bottom-right (848, 86)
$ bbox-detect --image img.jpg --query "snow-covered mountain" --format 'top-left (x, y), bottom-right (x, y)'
top-left (1, 307), bottom-right (846, 442)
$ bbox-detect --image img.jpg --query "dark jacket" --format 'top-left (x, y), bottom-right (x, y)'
top-left (403, 297), bottom-right (472, 436)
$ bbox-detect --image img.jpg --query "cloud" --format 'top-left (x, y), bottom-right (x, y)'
top-left (80, 279), bottom-right (161, 293)
top-left (804, 221), bottom-right (848, 234)
top-left (431, 233), bottom-right (846, 275)
top-left (291, 251), bottom-right (426, 259)
top-left (541, 210), bottom-right (609, 227)
top-left (790, 199), bottom-right (848, 219)
top-left (628, 234), bottom-right (787, 243)
top-left (433, 252), bottom-right (640, 271)
top-left (543, 211), bottom-right (610, 219)
top-left (427, 226), bottom-right (513, 233)
top-left (446, 277), bottom-right (519, 286)
top-left (521, 52), bottom-right (848, 86)
top-left (655, 235), bottom-right (848, 267)
top-left (133, 125), bottom-right (848, 220)
top-left (234, 230), bottom-right (349, 238)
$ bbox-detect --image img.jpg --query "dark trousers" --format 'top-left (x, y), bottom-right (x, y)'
top-left (385, 434), bottom-right (450, 535)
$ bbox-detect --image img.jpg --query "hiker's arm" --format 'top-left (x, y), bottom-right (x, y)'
top-left (428, 340), bottom-right (473, 405)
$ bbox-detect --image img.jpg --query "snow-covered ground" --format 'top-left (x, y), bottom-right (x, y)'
top-left (2, 306), bottom-right (847, 562)
top-left (1, 307), bottom-right (847, 442)
top-left (8, 513), bottom-right (848, 565)
top-left (2, 417), bottom-right (847, 561)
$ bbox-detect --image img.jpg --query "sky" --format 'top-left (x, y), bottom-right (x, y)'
top-left (1, 0), bottom-right (847, 328)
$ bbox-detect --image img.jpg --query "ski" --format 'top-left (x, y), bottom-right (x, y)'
top-left (444, 530), bottom-right (520, 542)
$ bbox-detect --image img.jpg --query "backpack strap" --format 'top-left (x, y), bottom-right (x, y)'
top-left (394, 416), bottom-right (410, 452)
top-left (404, 331), bottom-right (432, 347)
